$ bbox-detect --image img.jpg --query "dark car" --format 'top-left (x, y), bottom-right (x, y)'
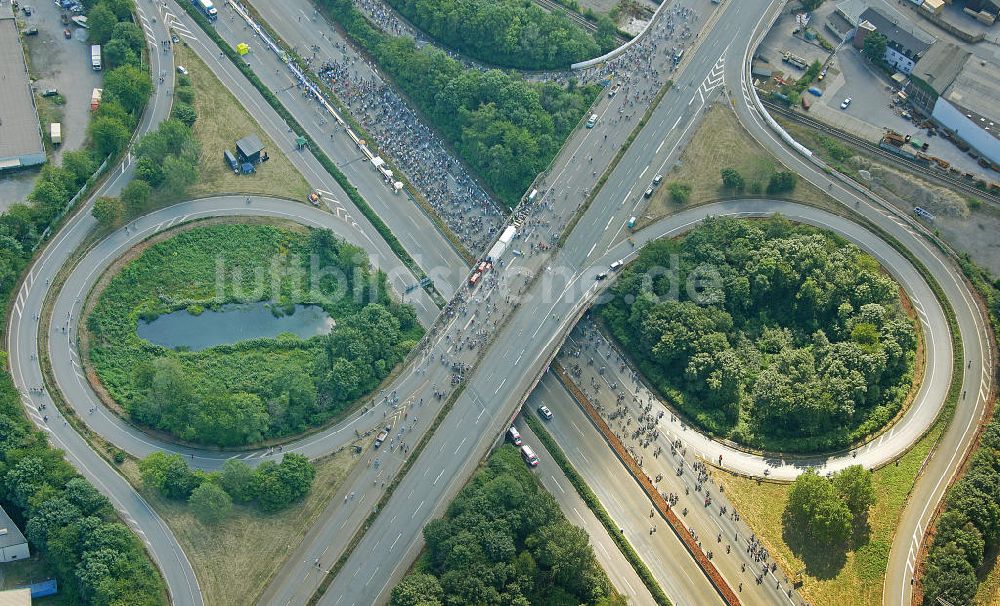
top-left (25, 27), bottom-right (39, 35)
top-left (41, 88), bottom-right (59, 97)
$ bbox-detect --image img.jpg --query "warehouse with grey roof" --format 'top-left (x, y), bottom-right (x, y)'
top-left (0, 1), bottom-right (45, 172)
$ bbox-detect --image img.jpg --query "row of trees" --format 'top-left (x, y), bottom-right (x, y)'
top-left (390, 446), bottom-right (620, 606)
top-left (93, 77), bottom-right (200, 226)
top-left (601, 217), bottom-right (917, 452)
top-left (921, 417), bottom-right (1000, 605)
top-left (0, 373), bottom-right (166, 605)
top-left (385, 0), bottom-right (617, 70)
top-left (0, 2), bottom-right (168, 602)
top-left (139, 452), bottom-right (315, 521)
top-left (317, 0), bottom-right (599, 207)
top-left (720, 167), bottom-right (798, 195)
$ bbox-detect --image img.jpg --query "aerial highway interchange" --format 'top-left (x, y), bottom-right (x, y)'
top-left (3, 0), bottom-right (995, 605)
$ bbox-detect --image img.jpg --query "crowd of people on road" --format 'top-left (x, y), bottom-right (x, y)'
top-left (315, 50), bottom-right (504, 253)
top-left (557, 319), bottom-right (805, 603)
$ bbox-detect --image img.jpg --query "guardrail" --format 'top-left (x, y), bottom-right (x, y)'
top-left (571, 0), bottom-right (674, 69)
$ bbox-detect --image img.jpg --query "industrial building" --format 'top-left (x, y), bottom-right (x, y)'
top-left (0, 506), bottom-right (29, 563)
top-left (908, 41), bottom-right (1000, 166)
top-left (0, 1), bottom-right (45, 172)
top-left (853, 7), bottom-right (934, 74)
top-left (0, 589), bottom-right (31, 606)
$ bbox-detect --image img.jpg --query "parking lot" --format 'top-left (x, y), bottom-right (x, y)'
top-left (0, 0), bottom-right (102, 208)
top-left (753, 3), bottom-right (994, 180)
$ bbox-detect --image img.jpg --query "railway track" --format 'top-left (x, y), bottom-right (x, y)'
top-left (762, 100), bottom-right (1000, 207)
top-left (533, 0), bottom-right (631, 44)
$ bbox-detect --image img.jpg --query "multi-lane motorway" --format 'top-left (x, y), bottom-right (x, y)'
top-left (6, 0), bottom-right (994, 604)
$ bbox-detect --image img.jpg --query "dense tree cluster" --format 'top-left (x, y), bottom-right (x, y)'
top-left (601, 217), bottom-right (916, 452)
top-left (385, 0), bottom-right (615, 70)
top-left (921, 416), bottom-right (1000, 605)
top-left (139, 453), bottom-right (315, 520)
top-left (317, 0), bottom-right (598, 206)
top-left (89, 225), bottom-right (421, 446)
top-left (390, 446), bottom-right (620, 606)
top-left (785, 466), bottom-right (875, 546)
top-left (92, 77), bottom-right (198, 226)
top-left (0, 373), bottom-right (165, 605)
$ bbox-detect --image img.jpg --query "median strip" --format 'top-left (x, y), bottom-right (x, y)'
top-left (523, 409), bottom-right (673, 606)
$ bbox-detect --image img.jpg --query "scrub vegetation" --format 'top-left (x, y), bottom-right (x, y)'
top-left (384, 0), bottom-right (618, 70)
top-left (601, 217), bottom-right (917, 453)
top-left (87, 223), bottom-right (422, 447)
top-left (389, 446), bottom-right (624, 606)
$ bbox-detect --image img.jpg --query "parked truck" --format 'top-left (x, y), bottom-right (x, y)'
top-left (90, 88), bottom-right (102, 111)
top-left (50, 123), bottom-right (62, 145)
top-left (782, 51), bottom-right (808, 70)
top-left (193, 0), bottom-right (218, 20)
top-left (469, 226), bottom-right (516, 287)
top-left (90, 44), bottom-right (101, 70)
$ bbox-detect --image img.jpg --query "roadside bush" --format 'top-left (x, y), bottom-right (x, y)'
top-left (385, 0), bottom-right (609, 70)
top-left (140, 453), bottom-right (315, 514)
top-left (720, 167), bottom-right (744, 191)
top-left (668, 182), bottom-right (691, 203)
top-left (188, 482), bottom-right (233, 524)
top-left (767, 170), bottom-right (797, 194)
top-left (92, 195), bottom-right (125, 226)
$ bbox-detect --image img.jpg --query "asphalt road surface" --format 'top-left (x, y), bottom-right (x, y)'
top-left (10, 0), bottom-right (992, 604)
top-left (513, 418), bottom-right (657, 606)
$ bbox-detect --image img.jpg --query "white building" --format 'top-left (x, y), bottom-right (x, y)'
top-left (910, 42), bottom-right (1000, 167)
top-left (0, 507), bottom-right (29, 563)
top-left (853, 7), bottom-right (934, 74)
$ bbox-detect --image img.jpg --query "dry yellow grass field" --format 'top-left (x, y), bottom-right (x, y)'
top-left (174, 44), bottom-right (311, 203)
top-left (122, 445), bottom-right (363, 606)
top-left (643, 104), bottom-right (836, 225)
top-left (718, 422), bottom-right (943, 606)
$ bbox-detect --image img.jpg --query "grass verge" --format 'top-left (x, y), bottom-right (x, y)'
top-left (643, 104), bottom-right (838, 224)
top-left (118, 447), bottom-right (363, 606)
top-left (176, 2), bottom-right (445, 305)
top-left (720, 421), bottom-right (944, 605)
top-left (523, 412), bottom-right (672, 606)
top-left (174, 44), bottom-right (311, 202)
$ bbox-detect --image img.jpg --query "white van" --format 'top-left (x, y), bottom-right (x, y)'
top-left (520, 445), bottom-right (539, 467)
top-left (507, 426), bottom-right (523, 446)
top-left (610, 259), bottom-right (624, 271)
top-left (586, 113), bottom-right (598, 128)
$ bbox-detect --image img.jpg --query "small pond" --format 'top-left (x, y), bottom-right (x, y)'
top-left (137, 303), bottom-right (334, 351)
